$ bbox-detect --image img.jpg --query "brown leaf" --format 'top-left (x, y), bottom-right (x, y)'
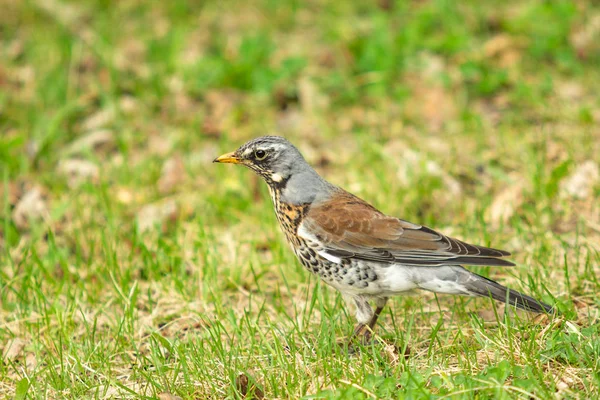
top-left (7, 38), bottom-right (24, 60)
top-left (25, 352), bottom-right (37, 369)
top-left (64, 129), bottom-right (116, 156)
top-left (484, 34), bottom-right (522, 67)
top-left (418, 53), bottom-right (446, 83)
top-left (560, 160), bottom-right (599, 199)
top-left (557, 81), bottom-right (584, 101)
top-left (114, 187), bottom-right (135, 205)
top-left (487, 179), bottom-right (525, 227)
top-left (12, 186), bottom-right (49, 230)
top-left (378, 0), bottom-right (393, 11)
top-left (0, 180), bottom-right (23, 206)
top-left (421, 86), bottom-right (456, 131)
top-left (570, 14), bottom-right (600, 59)
top-left (148, 134), bottom-right (175, 156)
top-left (57, 159), bottom-right (99, 188)
top-left (2, 338), bottom-right (27, 361)
top-left (572, 298), bottom-right (591, 309)
top-left (235, 372), bottom-right (265, 399)
top-left (113, 38), bottom-right (148, 75)
top-left (119, 96), bottom-right (139, 115)
top-left (382, 341), bottom-right (400, 365)
top-left (81, 108), bottom-right (115, 131)
top-left (404, 83), bottom-right (456, 132)
top-left (202, 89), bottom-right (241, 138)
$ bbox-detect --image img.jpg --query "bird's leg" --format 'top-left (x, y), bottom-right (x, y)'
top-left (369, 297), bottom-right (388, 329)
top-left (348, 297), bottom-right (373, 344)
top-left (350, 297), bottom-right (388, 344)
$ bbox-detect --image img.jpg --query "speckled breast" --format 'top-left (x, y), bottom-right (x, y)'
top-left (268, 188), bottom-right (378, 290)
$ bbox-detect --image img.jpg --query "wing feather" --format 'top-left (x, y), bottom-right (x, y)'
top-left (300, 190), bottom-right (514, 267)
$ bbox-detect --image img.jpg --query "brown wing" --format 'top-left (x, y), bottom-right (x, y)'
top-left (301, 190), bottom-right (514, 267)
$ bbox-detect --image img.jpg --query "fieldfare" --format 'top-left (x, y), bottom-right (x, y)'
top-left (214, 136), bottom-right (555, 343)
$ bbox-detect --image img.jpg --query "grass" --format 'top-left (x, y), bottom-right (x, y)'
top-left (1, 0), bottom-right (600, 398)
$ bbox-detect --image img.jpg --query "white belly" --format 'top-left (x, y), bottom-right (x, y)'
top-left (377, 266), bottom-right (420, 294)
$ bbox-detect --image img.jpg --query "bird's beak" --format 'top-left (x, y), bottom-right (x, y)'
top-left (213, 151), bottom-right (241, 164)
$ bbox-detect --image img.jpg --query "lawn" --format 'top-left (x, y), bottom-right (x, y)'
top-left (1, 0), bottom-right (600, 398)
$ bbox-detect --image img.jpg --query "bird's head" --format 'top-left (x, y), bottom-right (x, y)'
top-left (213, 136), bottom-right (308, 187)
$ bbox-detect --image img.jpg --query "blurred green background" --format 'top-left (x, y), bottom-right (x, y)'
top-left (1, 0), bottom-right (599, 398)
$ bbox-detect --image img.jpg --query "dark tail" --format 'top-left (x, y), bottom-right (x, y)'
top-left (466, 273), bottom-right (555, 314)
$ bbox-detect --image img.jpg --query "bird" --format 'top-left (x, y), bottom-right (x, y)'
top-left (214, 136), bottom-right (555, 344)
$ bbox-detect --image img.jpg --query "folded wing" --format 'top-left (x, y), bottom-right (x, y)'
top-left (300, 190), bottom-right (515, 267)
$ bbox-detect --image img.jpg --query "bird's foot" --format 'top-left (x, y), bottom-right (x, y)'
top-left (351, 323), bottom-right (374, 345)
top-left (337, 324), bottom-right (376, 354)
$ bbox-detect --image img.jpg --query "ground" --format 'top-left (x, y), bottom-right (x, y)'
top-left (1, 0), bottom-right (600, 398)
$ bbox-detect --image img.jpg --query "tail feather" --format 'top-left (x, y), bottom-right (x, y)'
top-left (466, 273), bottom-right (555, 314)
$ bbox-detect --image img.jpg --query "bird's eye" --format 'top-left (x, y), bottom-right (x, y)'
top-left (254, 149), bottom-right (267, 160)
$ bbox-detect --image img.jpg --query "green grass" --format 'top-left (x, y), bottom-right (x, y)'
top-left (1, 0), bottom-right (600, 398)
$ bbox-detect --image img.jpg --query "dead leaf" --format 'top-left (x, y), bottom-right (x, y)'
top-left (560, 160), bottom-right (599, 199)
top-left (157, 156), bottom-right (186, 194)
top-left (557, 81), bottom-right (584, 101)
top-left (378, 0), bottom-right (393, 11)
top-left (113, 38), bottom-right (148, 75)
top-left (484, 34), bottom-right (516, 57)
top-left (487, 179), bottom-right (525, 226)
top-left (173, 91), bottom-right (196, 117)
top-left (64, 129), bottom-right (115, 156)
top-left (3, 338), bottom-right (27, 361)
top-left (546, 139), bottom-right (569, 163)
top-left (0, 180), bottom-right (23, 206)
top-left (119, 96), bottom-right (139, 115)
top-left (136, 200), bottom-right (178, 233)
top-left (382, 341), bottom-right (400, 365)
top-left (235, 372), bottom-right (265, 399)
top-left (12, 186), bottom-right (49, 230)
top-left (484, 34), bottom-right (523, 68)
top-left (23, 353), bottom-right (36, 370)
top-left (202, 89), bottom-right (241, 137)
top-left (572, 298), bottom-right (592, 309)
top-left (148, 134), bottom-right (174, 156)
top-left (7, 38), bottom-right (24, 60)
top-left (418, 52), bottom-right (446, 83)
top-left (556, 377), bottom-right (572, 393)
top-left (404, 83), bottom-right (456, 132)
top-left (570, 14), bottom-right (600, 59)
top-left (115, 187), bottom-right (135, 205)
top-left (422, 86), bottom-right (456, 131)
top-left (81, 108), bottom-right (115, 131)
top-left (57, 159), bottom-right (99, 188)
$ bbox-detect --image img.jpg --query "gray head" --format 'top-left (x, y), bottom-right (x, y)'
top-left (214, 136), bottom-right (334, 204)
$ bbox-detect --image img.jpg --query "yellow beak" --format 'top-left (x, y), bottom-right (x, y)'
top-left (213, 151), bottom-right (241, 164)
